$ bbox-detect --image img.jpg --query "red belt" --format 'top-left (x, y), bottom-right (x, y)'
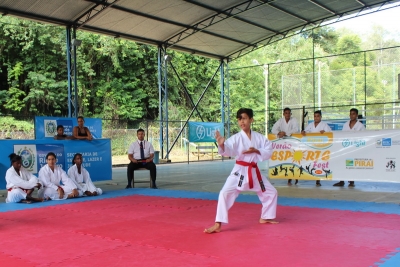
top-left (235, 161), bottom-right (266, 192)
top-left (7, 187), bottom-right (29, 193)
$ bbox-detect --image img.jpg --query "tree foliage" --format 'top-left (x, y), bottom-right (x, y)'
top-left (0, 15), bottom-right (399, 129)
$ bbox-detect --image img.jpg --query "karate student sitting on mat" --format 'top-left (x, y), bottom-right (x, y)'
top-left (5, 153), bottom-right (43, 203)
top-left (38, 152), bottom-right (80, 200)
top-left (68, 153), bottom-right (102, 196)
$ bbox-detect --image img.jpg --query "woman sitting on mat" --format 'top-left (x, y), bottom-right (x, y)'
top-left (5, 153), bottom-right (43, 203)
top-left (67, 153), bottom-right (102, 196)
top-left (38, 152), bottom-right (80, 200)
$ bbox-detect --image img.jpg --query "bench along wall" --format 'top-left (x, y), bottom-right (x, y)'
top-left (0, 139), bottom-right (112, 189)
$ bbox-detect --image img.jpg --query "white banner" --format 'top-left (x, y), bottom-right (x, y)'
top-left (268, 130), bottom-right (400, 182)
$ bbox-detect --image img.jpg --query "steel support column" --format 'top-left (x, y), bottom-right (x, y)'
top-left (158, 46), bottom-right (169, 159)
top-left (66, 26), bottom-right (78, 117)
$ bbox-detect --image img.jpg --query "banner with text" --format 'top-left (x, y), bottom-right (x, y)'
top-left (0, 139), bottom-right (111, 189)
top-left (188, 122), bottom-right (224, 142)
top-left (34, 116), bottom-right (102, 139)
top-left (267, 130), bottom-right (400, 183)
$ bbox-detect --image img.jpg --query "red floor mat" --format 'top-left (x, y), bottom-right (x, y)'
top-left (0, 195), bottom-right (399, 267)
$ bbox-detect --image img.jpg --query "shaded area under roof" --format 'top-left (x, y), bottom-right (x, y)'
top-left (0, 0), bottom-right (399, 60)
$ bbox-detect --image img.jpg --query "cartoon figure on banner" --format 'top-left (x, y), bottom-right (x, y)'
top-left (386, 160), bottom-right (395, 169)
top-left (298, 165), bottom-right (304, 177)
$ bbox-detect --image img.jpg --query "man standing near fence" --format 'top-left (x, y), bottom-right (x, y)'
top-left (271, 107), bottom-right (300, 186)
top-left (126, 129), bottom-right (158, 189)
top-left (333, 108), bottom-right (365, 187)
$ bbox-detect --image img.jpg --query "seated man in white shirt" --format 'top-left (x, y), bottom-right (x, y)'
top-left (333, 108), bottom-right (365, 187)
top-left (301, 110), bottom-right (332, 187)
top-left (271, 107), bottom-right (300, 185)
top-left (126, 129), bottom-right (157, 189)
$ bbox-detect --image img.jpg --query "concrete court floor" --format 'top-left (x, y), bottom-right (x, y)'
top-left (1, 159), bottom-right (400, 204)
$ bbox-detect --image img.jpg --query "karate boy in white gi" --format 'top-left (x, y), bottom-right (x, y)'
top-left (204, 108), bottom-right (278, 234)
top-left (301, 110), bottom-right (332, 186)
top-left (333, 108), bottom-right (365, 187)
top-left (271, 107), bottom-right (300, 185)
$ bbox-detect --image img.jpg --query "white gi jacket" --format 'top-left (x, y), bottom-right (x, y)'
top-left (304, 121), bottom-right (332, 133)
top-left (38, 164), bottom-right (78, 200)
top-left (271, 117), bottom-right (300, 137)
top-left (67, 164), bottom-right (102, 195)
top-left (342, 120), bottom-right (365, 131)
top-left (5, 167), bottom-right (40, 203)
top-left (219, 130), bottom-right (272, 191)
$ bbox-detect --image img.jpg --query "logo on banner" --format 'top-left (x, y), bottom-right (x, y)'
top-left (385, 159), bottom-right (396, 172)
top-left (342, 139), bottom-right (366, 148)
top-left (346, 158), bottom-right (374, 169)
top-left (44, 120), bottom-right (57, 137)
top-left (14, 145), bottom-right (37, 172)
top-left (376, 138), bottom-right (392, 148)
top-left (196, 125), bottom-right (206, 140)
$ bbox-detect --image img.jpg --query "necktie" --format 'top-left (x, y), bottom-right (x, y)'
top-left (140, 141), bottom-right (145, 160)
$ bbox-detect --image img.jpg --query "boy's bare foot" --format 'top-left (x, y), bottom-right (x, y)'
top-left (259, 219), bottom-right (279, 224)
top-left (204, 222), bottom-right (221, 234)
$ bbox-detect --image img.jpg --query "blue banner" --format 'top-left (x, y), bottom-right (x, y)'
top-left (34, 116), bottom-right (102, 139)
top-left (0, 139), bottom-right (112, 189)
top-left (188, 122), bottom-right (224, 142)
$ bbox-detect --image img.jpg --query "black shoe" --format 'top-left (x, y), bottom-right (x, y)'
top-left (125, 185), bottom-right (132, 189)
top-left (348, 181), bottom-right (355, 187)
top-left (333, 181), bottom-right (345, 187)
top-left (151, 185), bottom-right (158, 189)
top-left (316, 181), bottom-right (321, 187)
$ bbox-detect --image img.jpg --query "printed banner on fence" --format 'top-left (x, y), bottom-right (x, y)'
top-left (188, 122), bottom-right (224, 142)
top-left (35, 116), bottom-right (102, 139)
top-left (267, 130), bottom-right (400, 182)
top-left (0, 139), bottom-right (112, 189)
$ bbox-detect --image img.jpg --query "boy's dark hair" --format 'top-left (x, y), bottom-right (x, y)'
top-left (236, 108), bottom-right (253, 119)
top-left (314, 110), bottom-right (322, 116)
top-left (283, 107), bottom-right (291, 113)
top-left (350, 108), bottom-right (358, 114)
top-left (77, 116), bottom-right (84, 121)
top-left (57, 125), bottom-right (64, 130)
top-left (137, 128), bottom-right (145, 134)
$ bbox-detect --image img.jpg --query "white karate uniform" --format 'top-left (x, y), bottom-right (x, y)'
top-left (67, 164), bottom-right (102, 195)
top-left (216, 130), bottom-right (277, 223)
top-left (304, 121), bottom-right (332, 133)
top-left (342, 120), bottom-right (365, 131)
top-left (38, 164), bottom-right (80, 200)
top-left (271, 117), bottom-right (300, 137)
top-left (5, 167), bottom-right (40, 203)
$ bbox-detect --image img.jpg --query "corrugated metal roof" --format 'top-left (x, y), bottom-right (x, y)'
top-left (0, 0), bottom-right (398, 60)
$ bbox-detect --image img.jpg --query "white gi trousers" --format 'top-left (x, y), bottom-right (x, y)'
top-left (215, 173), bottom-right (277, 223)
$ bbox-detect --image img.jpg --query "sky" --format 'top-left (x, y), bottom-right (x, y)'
top-left (330, 5), bottom-right (400, 37)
